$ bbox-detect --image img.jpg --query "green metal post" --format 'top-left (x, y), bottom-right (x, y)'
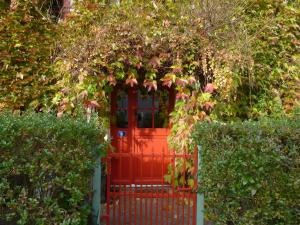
top-left (197, 145), bottom-right (205, 225)
top-left (92, 157), bottom-right (101, 225)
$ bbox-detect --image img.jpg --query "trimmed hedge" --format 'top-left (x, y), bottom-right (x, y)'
top-left (0, 112), bottom-right (105, 225)
top-left (193, 118), bottom-right (300, 225)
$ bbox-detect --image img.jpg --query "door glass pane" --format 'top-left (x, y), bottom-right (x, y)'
top-left (154, 90), bottom-right (169, 108)
top-left (137, 110), bottom-right (152, 128)
top-left (136, 89), bottom-right (170, 128)
top-left (116, 90), bottom-right (128, 128)
top-left (154, 90), bottom-right (169, 128)
top-left (138, 90), bottom-right (153, 109)
top-left (117, 90), bottom-right (128, 109)
top-left (154, 109), bottom-right (169, 128)
top-left (116, 110), bottom-right (128, 128)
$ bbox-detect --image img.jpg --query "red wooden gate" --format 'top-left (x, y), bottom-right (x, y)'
top-left (102, 87), bottom-right (198, 225)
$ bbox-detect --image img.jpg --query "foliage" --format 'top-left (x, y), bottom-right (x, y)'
top-left (0, 0), bottom-right (59, 111)
top-left (51, 0), bottom-right (300, 153)
top-left (212, 0), bottom-right (300, 120)
top-left (53, 0), bottom-right (219, 151)
top-left (0, 111), bottom-right (106, 225)
top-left (193, 117), bottom-right (300, 225)
top-left (1, 0), bottom-right (299, 149)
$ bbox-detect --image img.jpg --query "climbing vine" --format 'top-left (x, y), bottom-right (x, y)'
top-left (53, 1), bottom-right (217, 152)
top-left (0, 0), bottom-right (298, 191)
top-left (1, 0), bottom-right (298, 152)
top-left (0, 0), bottom-right (59, 110)
top-left (51, 0), bottom-right (299, 153)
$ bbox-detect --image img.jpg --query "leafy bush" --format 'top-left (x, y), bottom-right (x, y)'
top-left (0, 112), bottom-right (105, 225)
top-left (193, 118), bottom-right (300, 225)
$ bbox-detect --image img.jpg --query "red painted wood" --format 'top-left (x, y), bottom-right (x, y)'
top-left (110, 87), bottom-right (172, 184)
top-left (105, 87), bottom-right (198, 225)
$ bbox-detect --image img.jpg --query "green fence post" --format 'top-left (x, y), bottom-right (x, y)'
top-left (92, 156), bottom-right (101, 225)
top-left (197, 145), bottom-right (205, 225)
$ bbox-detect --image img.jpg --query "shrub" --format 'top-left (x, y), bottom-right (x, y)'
top-left (0, 111), bottom-right (105, 225)
top-left (193, 117), bottom-right (300, 225)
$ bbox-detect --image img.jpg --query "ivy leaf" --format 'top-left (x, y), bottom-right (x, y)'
top-left (149, 56), bottom-right (161, 68)
top-left (115, 70), bottom-right (125, 80)
top-left (143, 79), bottom-right (157, 92)
top-left (16, 72), bottom-right (24, 79)
top-left (161, 73), bottom-right (176, 88)
top-left (203, 101), bottom-right (215, 111)
top-left (125, 78), bottom-right (138, 87)
top-left (145, 71), bottom-right (156, 80)
top-left (106, 75), bottom-right (117, 86)
top-left (171, 65), bottom-right (183, 74)
top-left (188, 76), bottom-right (197, 85)
top-left (176, 92), bottom-right (189, 101)
top-left (175, 78), bottom-right (188, 87)
top-left (84, 100), bottom-right (100, 109)
top-left (203, 83), bottom-right (217, 93)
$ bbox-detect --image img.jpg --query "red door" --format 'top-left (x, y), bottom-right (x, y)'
top-left (110, 87), bottom-right (174, 184)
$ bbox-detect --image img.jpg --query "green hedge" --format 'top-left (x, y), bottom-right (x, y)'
top-left (0, 112), bottom-right (105, 225)
top-left (193, 118), bottom-right (300, 225)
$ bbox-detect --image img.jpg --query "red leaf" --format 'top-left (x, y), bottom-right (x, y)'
top-left (161, 73), bottom-right (175, 88)
top-left (203, 102), bottom-right (214, 111)
top-left (136, 62), bottom-right (142, 69)
top-left (136, 50), bottom-right (143, 59)
top-left (85, 100), bottom-right (100, 109)
top-left (78, 90), bottom-right (88, 99)
top-left (162, 79), bottom-right (173, 88)
top-left (198, 111), bottom-right (207, 120)
top-left (57, 111), bottom-right (64, 118)
top-left (188, 76), bottom-right (197, 85)
top-left (107, 75), bottom-right (117, 86)
top-left (163, 20), bottom-right (170, 28)
top-left (204, 83), bottom-right (216, 93)
top-left (175, 78), bottom-right (188, 87)
top-left (126, 78), bottom-right (138, 87)
top-left (60, 88), bottom-right (70, 95)
top-left (172, 67), bottom-right (182, 74)
top-left (149, 57), bottom-right (161, 68)
top-left (143, 80), bottom-right (157, 92)
top-left (176, 92), bottom-right (189, 101)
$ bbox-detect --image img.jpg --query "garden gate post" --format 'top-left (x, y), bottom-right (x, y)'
top-left (197, 145), bottom-right (205, 225)
top-left (92, 156), bottom-right (101, 225)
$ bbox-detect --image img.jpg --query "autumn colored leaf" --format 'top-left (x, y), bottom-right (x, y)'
top-left (175, 78), bottom-right (188, 87)
top-left (188, 76), bottom-right (197, 85)
top-left (149, 56), bottom-right (161, 68)
top-left (203, 83), bottom-right (217, 93)
top-left (176, 92), bottom-right (189, 101)
top-left (143, 79), bottom-right (157, 92)
top-left (57, 111), bottom-right (64, 118)
top-left (203, 101), bottom-right (215, 111)
top-left (77, 90), bottom-right (88, 99)
top-left (84, 100), bottom-right (100, 109)
top-left (107, 75), bottom-right (117, 86)
top-left (126, 78), bottom-right (138, 87)
top-left (161, 73), bottom-right (176, 88)
top-left (198, 111), bottom-right (207, 120)
top-left (171, 66), bottom-right (183, 74)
